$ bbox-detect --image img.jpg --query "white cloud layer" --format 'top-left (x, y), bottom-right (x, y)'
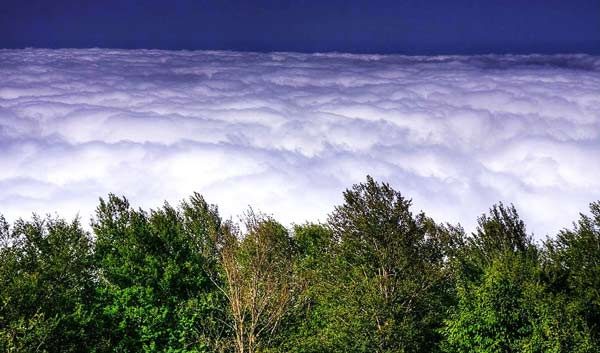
top-left (1, 49), bottom-right (599, 237)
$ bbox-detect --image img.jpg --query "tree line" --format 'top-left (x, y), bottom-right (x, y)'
top-left (1, 176), bottom-right (599, 353)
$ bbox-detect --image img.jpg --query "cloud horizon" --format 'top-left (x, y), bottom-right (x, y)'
top-left (1, 48), bottom-right (599, 237)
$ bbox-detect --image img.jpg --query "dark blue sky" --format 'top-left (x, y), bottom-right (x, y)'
top-left (1, 0), bottom-right (599, 54)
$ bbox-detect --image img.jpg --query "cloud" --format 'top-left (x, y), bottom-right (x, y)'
top-left (0, 49), bottom-right (599, 237)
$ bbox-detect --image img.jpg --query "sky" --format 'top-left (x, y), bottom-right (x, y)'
top-left (1, 49), bottom-right (599, 237)
top-left (1, 0), bottom-right (599, 54)
top-left (1, 2), bottom-right (600, 237)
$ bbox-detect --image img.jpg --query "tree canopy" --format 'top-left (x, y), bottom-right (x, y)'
top-left (1, 177), bottom-right (599, 352)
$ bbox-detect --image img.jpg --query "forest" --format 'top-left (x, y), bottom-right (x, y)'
top-left (1, 176), bottom-right (599, 353)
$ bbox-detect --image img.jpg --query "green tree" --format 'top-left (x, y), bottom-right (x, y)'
top-left (305, 176), bottom-right (455, 353)
top-left (0, 214), bottom-right (95, 352)
top-left (545, 201), bottom-right (600, 345)
top-left (3, 183), bottom-right (600, 353)
top-left (266, 223), bottom-right (335, 353)
top-left (92, 193), bottom-right (227, 353)
top-left (443, 203), bottom-right (595, 353)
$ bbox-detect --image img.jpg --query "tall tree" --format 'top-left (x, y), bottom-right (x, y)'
top-left (92, 193), bottom-right (227, 353)
top-left (470, 202), bottom-right (532, 261)
top-left (219, 211), bottom-right (300, 353)
top-left (322, 176), bottom-right (454, 353)
top-left (545, 201), bottom-right (600, 345)
top-left (268, 223), bottom-right (336, 353)
top-left (0, 215), bottom-right (95, 352)
top-left (443, 203), bottom-right (594, 353)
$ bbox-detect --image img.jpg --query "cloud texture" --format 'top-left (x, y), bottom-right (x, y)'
top-left (1, 49), bottom-right (599, 236)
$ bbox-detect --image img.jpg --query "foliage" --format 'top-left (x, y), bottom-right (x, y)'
top-left (91, 193), bottom-right (227, 353)
top-left (443, 203), bottom-right (595, 353)
top-left (280, 176), bottom-right (457, 353)
top-left (0, 178), bottom-right (599, 352)
top-left (545, 201), bottom-right (600, 346)
top-left (220, 211), bottom-right (300, 353)
top-left (0, 215), bottom-right (95, 352)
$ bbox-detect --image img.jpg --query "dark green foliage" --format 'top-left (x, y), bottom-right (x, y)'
top-left (268, 223), bottom-right (334, 353)
top-left (444, 251), bottom-right (594, 353)
top-left (443, 203), bottom-right (595, 353)
top-left (473, 203), bottom-right (531, 254)
top-left (0, 215), bottom-right (95, 352)
top-left (280, 176), bottom-right (456, 353)
top-left (545, 202), bottom-right (600, 346)
top-left (0, 178), bottom-right (599, 352)
top-left (92, 193), bottom-right (227, 353)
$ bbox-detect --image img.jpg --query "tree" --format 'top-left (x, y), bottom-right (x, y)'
top-left (267, 223), bottom-right (335, 353)
top-left (219, 211), bottom-right (300, 353)
top-left (3, 183), bottom-right (600, 352)
top-left (442, 203), bottom-right (594, 353)
top-left (320, 176), bottom-right (454, 353)
top-left (545, 201), bottom-right (600, 345)
top-left (92, 193), bottom-right (227, 353)
top-left (0, 214), bottom-right (95, 352)
top-left (470, 202), bottom-right (532, 262)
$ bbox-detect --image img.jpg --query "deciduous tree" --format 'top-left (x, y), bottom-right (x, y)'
top-left (220, 212), bottom-right (299, 353)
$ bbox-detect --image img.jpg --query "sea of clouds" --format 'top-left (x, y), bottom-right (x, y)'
top-left (1, 48), bottom-right (599, 237)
